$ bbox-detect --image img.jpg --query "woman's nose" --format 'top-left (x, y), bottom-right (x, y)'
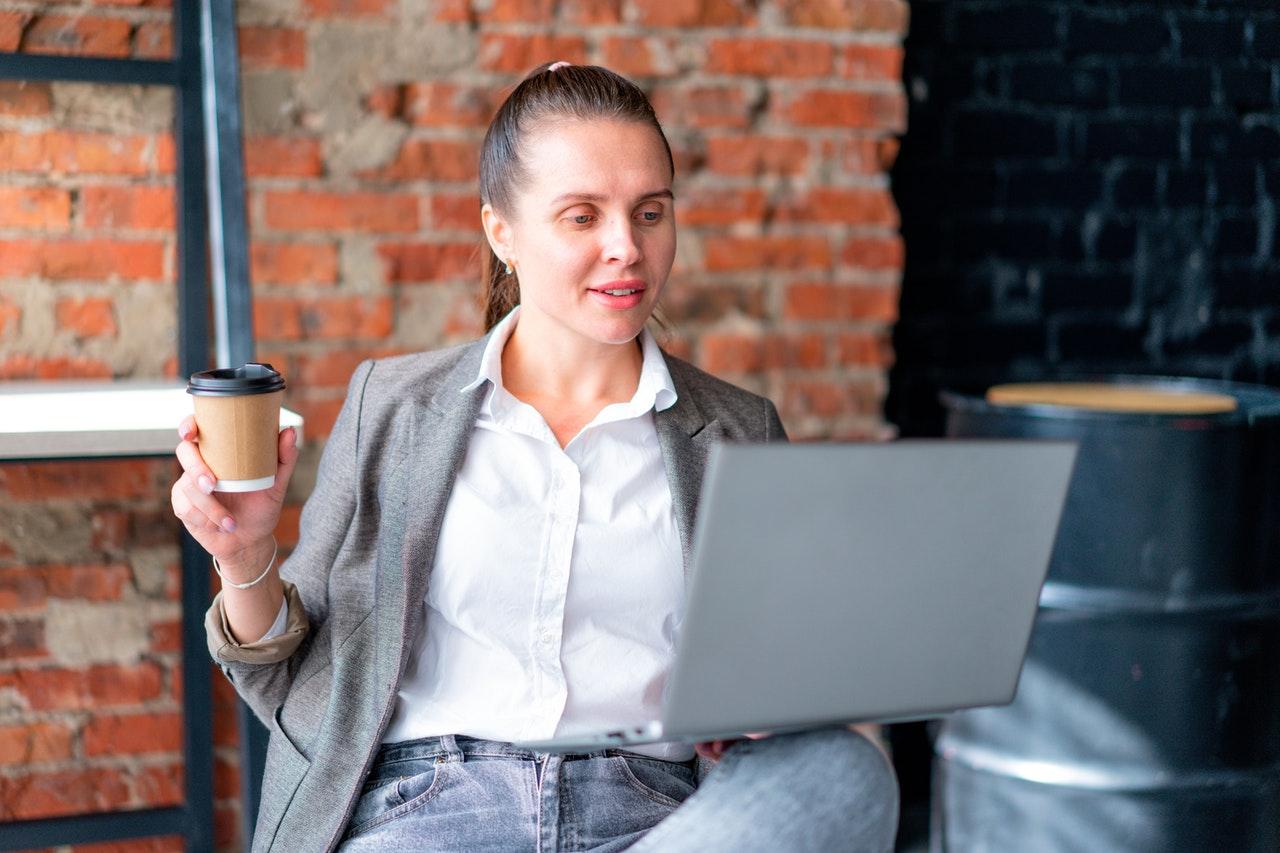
top-left (601, 218), bottom-right (642, 266)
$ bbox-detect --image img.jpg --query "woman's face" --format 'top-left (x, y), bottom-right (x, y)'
top-left (483, 118), bottom-right (676, 350)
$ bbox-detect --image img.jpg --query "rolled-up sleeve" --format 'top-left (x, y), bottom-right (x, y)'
top-left (205, 581), bottom-right (310, 664)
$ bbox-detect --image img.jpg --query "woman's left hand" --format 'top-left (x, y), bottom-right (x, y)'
top-left (695, 724), bottom-right (885, 762)
top-left (693, 732), bottom-right (769, 762)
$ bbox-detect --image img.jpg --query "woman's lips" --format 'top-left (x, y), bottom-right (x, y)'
top-left (589, 281), bottom-right (646, 309)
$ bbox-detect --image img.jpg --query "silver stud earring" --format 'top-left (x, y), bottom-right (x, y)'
top-left (504, 260), bottom-right (514, 275)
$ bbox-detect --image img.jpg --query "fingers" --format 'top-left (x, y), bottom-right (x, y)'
top-left (266, 427), bottom-right (300, 502)
top-left (172, 441), bottom-right (236, 532)
top-left (175, 439), bottom-right (217, 496)
top-left (173, 418), bottom-right (232, 537)
top-left (278, 426), bottom-right (299, 468)
top-left (692, 735), bottom-right (761, 763)
top-left (694, 740), bottom-right (731, 761)
top-left (693, 742), bottom-right (720, 761)
top-left (171, 483), bottom-right (223, 536)
top-left (173, 472), bottom-right (236, 532)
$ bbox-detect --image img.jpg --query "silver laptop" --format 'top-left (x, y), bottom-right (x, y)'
top-left (517, 440), bottom-right (1078, 753)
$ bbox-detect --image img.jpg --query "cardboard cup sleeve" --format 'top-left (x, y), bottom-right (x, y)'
top-left (192, 390), bottom-right (283, 491)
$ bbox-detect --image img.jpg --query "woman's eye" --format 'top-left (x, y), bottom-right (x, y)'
top-left (638, 210), bottom-right (663, 222)
top-left (571, 214), bottom-right (594, 225)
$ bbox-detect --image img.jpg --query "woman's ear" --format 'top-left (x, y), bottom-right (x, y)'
top-left (481, 203), bottom-right (513, 264)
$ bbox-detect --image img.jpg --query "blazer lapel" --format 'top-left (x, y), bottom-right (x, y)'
top-left (377, 339), bottom-right (488, 687)
top-left (655, 353), bottom-right (722, 579)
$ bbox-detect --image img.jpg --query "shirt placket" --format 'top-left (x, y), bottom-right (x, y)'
top-left (530, 449), bottom-right (580, 738)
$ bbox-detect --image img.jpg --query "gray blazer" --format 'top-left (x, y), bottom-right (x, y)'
top-left (205, 333), bottom-right (788, 852)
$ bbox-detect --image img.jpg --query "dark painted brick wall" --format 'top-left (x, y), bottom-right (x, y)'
top-left (888, 0), bottom-right (1280, 437)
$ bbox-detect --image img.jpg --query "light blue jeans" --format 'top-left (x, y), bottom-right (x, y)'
top-left (337, 727), bottom-right (898, 852)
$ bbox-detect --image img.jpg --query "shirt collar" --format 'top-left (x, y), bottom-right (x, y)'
top-left (459, 304), bottom-right (678, 417)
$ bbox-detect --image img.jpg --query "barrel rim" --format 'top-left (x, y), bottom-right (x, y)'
top-left (1036, 582), bottom-right (1280, 618)
top-left (935, 738), bottom-right (1280, 792)
top-left (941, 374), bottom-right (1280, 427)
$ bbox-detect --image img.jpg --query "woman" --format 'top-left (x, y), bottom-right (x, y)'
top-left (173, 63), bottom-right (897, 852)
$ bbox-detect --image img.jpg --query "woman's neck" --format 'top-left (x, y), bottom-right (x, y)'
top-left (500, 314), bottom-right (643, 406)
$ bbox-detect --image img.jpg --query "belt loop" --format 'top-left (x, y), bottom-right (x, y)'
top-left (439, 734), bottom-right (464, 763)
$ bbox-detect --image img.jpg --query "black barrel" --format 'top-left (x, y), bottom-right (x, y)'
top-left (932, 377), bottom-right (1280, 852)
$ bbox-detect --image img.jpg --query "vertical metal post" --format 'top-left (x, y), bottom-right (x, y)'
top-left (178, 535), bottom-right (216, 853)
top-left (175, 4), bottom-right (211, 380)
top-left (240, 707), bottom-right (268, 840)
top-left (174, 3), bottom-right (216, 851)
top-left (200, 0), bottom-right (256, 370)
top-left (200, 1), bottom-right (271, 841)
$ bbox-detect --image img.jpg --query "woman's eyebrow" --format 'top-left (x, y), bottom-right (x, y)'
top-left (549, 189), bottom-right (675, 205)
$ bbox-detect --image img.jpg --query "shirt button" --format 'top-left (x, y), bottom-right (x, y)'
top-left (541, 631), bottom-right (555, 646)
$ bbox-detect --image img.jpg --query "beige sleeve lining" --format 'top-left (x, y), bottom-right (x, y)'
top-left (205, 581), bottom-right (311, 665)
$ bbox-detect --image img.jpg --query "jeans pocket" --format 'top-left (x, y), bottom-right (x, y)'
top-left (345, 765), bottom-right (447, 840)
top-left (610, 755), bottom-right (696, 809)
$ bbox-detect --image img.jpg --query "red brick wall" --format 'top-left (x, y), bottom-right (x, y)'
top-left (0, 457), bottom-right (212, 853)
top-left (0, 1), bottom-right (906, 849)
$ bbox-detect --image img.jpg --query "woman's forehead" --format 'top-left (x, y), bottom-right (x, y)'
top-left (520, 119), bottom-right (671, 199)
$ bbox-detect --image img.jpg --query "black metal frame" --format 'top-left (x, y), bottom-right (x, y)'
top-left (0, 2), bottom-right (259, 850)
top-left (201, 0), bottom-right (255, 370)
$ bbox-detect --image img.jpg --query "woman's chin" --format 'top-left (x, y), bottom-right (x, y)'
top-left (591, 315), bottom-right (645, 343)
top-left (521, 299), bottom-right (657, 349)
top-left (578, 313), bottom-right (651, 346)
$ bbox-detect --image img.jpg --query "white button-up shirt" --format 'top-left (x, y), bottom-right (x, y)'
top-left (380, 306), bottom-right (690, 760)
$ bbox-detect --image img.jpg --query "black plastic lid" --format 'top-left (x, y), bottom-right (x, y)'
top-left (187, 363), bottom-right (286, 397)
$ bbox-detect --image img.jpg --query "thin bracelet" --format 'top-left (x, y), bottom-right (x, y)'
top-left (212, 537), bottom-right (278, 590)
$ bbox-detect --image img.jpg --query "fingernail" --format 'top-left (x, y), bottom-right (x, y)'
top-left (198, 475), bottom-right (214, 495)
top-left (222, 517), bottom-right (236, 533)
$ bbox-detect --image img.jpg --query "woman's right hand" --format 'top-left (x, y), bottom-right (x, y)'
top-left (171, 415), bottom-right (300, 576)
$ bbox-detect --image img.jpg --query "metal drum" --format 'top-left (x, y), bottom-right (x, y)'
top-left (932, 377), bottom-right (1280, 852)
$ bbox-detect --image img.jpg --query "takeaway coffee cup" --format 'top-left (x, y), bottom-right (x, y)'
top-left (186, 363), bottom-right (287, 492)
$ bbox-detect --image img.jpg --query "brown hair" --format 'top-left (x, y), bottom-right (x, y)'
top-left (478, 62), bottom-right (676, 331)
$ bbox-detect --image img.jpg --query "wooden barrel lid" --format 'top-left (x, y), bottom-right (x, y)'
top-left (987, 383), bottom-right (1239, 414)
